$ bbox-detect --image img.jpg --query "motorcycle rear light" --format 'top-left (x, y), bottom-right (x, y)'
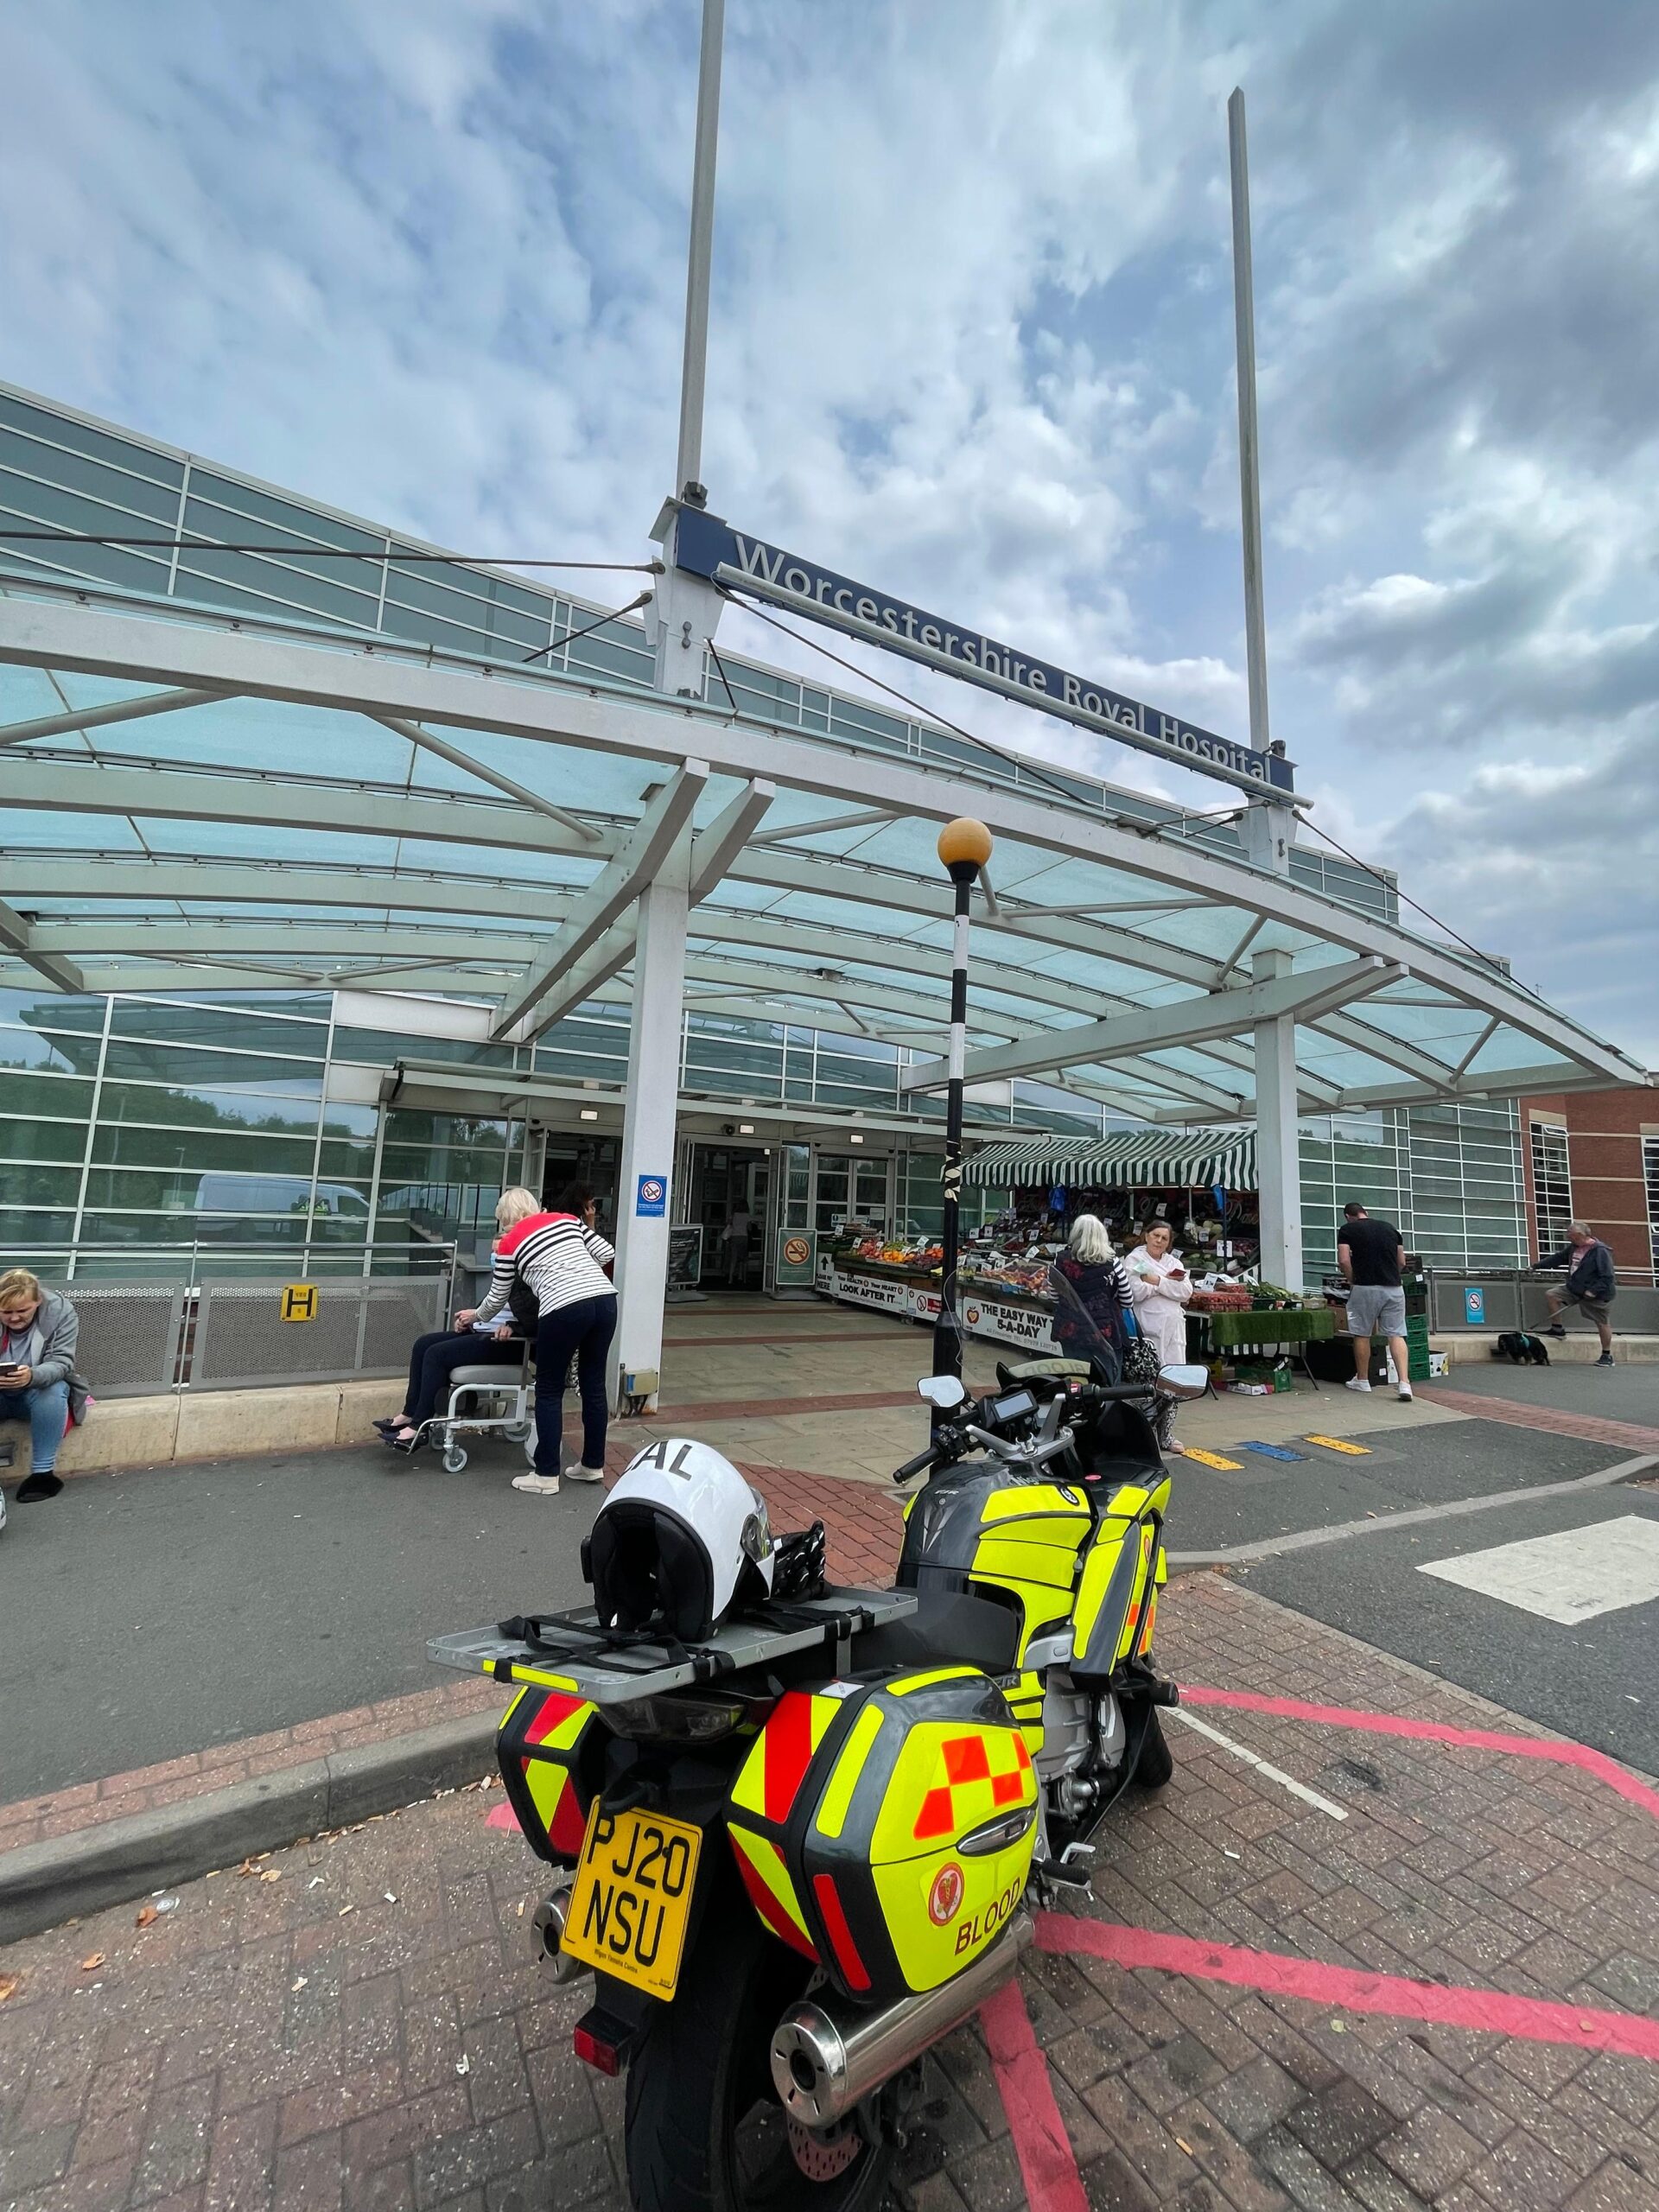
top-left (573, 2004), bottom-right (634, 2075)
top-left (599, 1691), bottom-right (751, 1742)
top-left (573, 2024), bottom-right (620, 2075)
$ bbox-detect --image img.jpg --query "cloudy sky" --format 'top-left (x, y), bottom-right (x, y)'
top-left (3, 0), bottom-right (1656, 1060)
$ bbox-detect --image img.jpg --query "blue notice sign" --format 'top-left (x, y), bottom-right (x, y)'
top-left (1464, 1287), bottom-right (1485, 1325)
top-left (636, 1174), bottom-right (668, 1218)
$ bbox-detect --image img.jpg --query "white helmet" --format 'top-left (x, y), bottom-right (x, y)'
top-left (587, 1437), bottom-right (775, 1642)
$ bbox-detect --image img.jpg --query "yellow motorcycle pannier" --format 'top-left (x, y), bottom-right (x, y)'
top-left (497, 1683), bottom-right (601, 1864)
top-left (726, 1666), bottom-right (1038, 2007)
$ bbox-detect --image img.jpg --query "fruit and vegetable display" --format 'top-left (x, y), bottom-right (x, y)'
top-left (845, 1236), bottom-right (944, 1269)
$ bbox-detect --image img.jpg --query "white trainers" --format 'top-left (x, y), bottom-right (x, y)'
top-left (564, 1463), bottom-right (606, 1484)
top-left (1344, 1376), bottom-right (1372, 1393)
top-left (512, 1471), bottom-right (561, 1496)
top-left (1397, 1383), bottom-right (1413, 1401)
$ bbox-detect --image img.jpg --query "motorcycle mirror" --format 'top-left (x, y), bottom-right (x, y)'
top-left (917, 1374), bottom-right (967, 1410)
top-left (1157, 1363), bottom-right (1211, 1402)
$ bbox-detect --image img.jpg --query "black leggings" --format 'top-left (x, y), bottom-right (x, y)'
top-left (534, 1294), bottom-right (618, 1473)
top-left (403, 1329), bottom-right (523, 1426)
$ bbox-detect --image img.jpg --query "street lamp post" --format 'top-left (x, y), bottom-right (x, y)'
top-left (931, 817), bottom-right (994, 1397)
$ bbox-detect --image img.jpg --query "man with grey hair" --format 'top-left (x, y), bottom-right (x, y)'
top-left (1539, 1223), bottom-right (1617, 1366)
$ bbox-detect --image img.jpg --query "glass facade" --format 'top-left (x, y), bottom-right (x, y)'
top-left (1529, 1122), bottom-right (1573, 1259)
top-left (0, 381), bottom-right (1400, 923)
top-left (0, 379), bottom-right (1545, 1283)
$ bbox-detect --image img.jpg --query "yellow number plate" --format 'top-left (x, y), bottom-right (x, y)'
top-left (559, 1802), bottom-right (703, 1999)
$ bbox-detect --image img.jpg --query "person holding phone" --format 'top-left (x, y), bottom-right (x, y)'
top-left (0, 1268), bottom-right (89, 1511)
top-left (1125, 1221), bottom-right (1194, 1445)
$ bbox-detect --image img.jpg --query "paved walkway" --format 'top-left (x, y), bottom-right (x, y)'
top-left (3, 1577), bottom-right (1656, 2212)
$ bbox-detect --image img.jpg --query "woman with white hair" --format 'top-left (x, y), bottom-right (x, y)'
top-left (458, 1182), bottom-right (617, 1496)
top-left (378, 1185), bottom-right (541, 1453)
top-left (1053, 1213), bottom-right (1134, 1371)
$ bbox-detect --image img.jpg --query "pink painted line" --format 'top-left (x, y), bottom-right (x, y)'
top-left (1038, 1915), bottom-right (1659, 2064)
top-left (978, 1980), bottom-right (1089, 2212)
top-left (1182, 1686), bottom-right (1659, 1823)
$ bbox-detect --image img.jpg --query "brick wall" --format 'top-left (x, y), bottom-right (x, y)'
top-left (1520, 1082), bottom-right (1657, 1273)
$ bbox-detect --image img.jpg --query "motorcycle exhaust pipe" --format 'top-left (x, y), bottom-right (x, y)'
top-left (770, 1911), bottom-right (1033, 2129)
top-left (531, 1884), bottom-right (590, 1983)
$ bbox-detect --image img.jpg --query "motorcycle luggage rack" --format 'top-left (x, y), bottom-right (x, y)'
top-left (427, 1586), bottom-right (918, 1706)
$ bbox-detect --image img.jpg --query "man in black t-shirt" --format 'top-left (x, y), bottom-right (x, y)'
top-left (1337, 1202), bottom-right (1412, 1402)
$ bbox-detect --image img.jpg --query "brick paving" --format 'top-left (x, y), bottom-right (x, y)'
top-left (0, 1679), bottom-right (505, 1857)
top-left (4, 1575), bottom-right (1656, 2212)
top-left (1416, 1385), bottom-right (1659, 1455)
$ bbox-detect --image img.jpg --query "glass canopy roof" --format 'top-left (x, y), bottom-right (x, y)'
top-left (0, 379), bottom-right (1644, 1128)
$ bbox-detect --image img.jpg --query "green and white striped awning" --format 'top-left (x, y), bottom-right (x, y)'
top-left (965, 1128), bottom-right (1257, 1190)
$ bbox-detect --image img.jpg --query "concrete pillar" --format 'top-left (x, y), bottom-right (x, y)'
top-left (611, 840), bottom-right (690, 1412)
top-left (1252, 948), bottom-right (1303, 1291)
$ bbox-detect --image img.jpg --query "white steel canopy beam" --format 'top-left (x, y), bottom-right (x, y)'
top-left (0, 685), bottom-right (231, 748)
top-left (492, 762), bottom-right (709, 1038)
top-left (0, 594), bottom-right (1642, 1088)
top-left (372, 715), bottom-right (603, 842)
top-left (690, 779), bottom-right (775, 898)
top-left (0, 897), bottom-right (84, 991)
top-left (903, 956), bottom-right (1397, 1090)
top-left (0, 756), bottom-right (604, 861)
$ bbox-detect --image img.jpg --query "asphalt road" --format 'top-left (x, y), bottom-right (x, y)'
top-left (1166, 1415), bottom-right (1619, 1555)
top-left (4, 1397), bottom-right (1656, 1805)
top-left (1435, 1349), bottom-right (1659, 1427)
top-left (1239, 1483), bottom-right (1659, 1776)
top-left (0, 1441), bottom-right (601, 1801)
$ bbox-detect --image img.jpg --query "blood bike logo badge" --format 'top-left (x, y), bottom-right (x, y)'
top-left (927, 1862), bottom-right (964, 1927)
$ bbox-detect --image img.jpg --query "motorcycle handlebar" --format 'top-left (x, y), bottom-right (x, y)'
top-left (893, 1440), bottom-right (944, 1482)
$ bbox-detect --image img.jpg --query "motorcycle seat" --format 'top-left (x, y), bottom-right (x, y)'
top-left (850, 1587), bottom-right (1020, 1680)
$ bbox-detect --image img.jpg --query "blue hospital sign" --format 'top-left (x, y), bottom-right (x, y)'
top-left (636, 1175), bottom-right (668, 1218)
top-left (672, 508), bottom-right (1294, 799)
top-left (1464, 1287), bottom-right (1485, 1325)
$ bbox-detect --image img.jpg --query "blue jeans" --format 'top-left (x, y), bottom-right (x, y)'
top-left (0, 1379), bottom-right (70, 1472)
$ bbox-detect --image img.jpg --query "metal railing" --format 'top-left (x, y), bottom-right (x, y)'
top-left (8, 1243), bottom-right (456, 1396)
top-left (1427, 1268), bottom-right (1659, 1335)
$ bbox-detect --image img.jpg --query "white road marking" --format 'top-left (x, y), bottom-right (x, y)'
top-left (1170, 1707), bottom-right (1350, 1821)
top-left (1417, 1513), bottom-right (1659, 1624)
top-left (1170, 1452), bottom-right (1656, 1567)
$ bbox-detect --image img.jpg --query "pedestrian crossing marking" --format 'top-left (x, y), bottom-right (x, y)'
top-left (1306, 1434), bottom-right (1370, 1455)
top-left (1419, 1516), bottom-right (1659, 1624)
top-left (1181, 1446), bottom-right (1244, 1471)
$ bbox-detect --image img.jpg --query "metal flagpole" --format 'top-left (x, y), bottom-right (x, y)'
top-left (1227, 86), bottom-right (1270, 755)
top-left (931, 818), bottom-right (993, 1400)
top-left (676, 0), bottom-right (726, 504)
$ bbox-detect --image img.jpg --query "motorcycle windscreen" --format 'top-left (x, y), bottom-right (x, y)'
top-left (1041, 1259), bottom-right (1128, 1382)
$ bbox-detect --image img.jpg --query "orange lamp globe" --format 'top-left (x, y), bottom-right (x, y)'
top-left (937, 817), bottom-right (993, 874)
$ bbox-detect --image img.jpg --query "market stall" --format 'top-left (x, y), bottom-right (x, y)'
top-left (813, 1233), bottom-right (1059, 1352)
top-left (962, 1128), bottom-right (1261, 1278)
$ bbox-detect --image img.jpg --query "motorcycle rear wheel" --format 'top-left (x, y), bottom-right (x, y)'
top-left (625, 1892), bottom-right (894, 2212)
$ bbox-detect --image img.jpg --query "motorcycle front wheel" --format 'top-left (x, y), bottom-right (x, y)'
top-left (625, 1883), bottom-right (894, 2212)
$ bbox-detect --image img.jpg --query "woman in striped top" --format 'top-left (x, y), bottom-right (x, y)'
top-left (457, 1184), bottom-right (618, 1496)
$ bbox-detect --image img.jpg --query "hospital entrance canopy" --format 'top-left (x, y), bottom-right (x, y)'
top-left (0, 384), bottom-right (1643, 1141)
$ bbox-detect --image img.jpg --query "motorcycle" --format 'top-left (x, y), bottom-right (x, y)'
top-left (429, 1268), bottom-right (1205, 2212)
